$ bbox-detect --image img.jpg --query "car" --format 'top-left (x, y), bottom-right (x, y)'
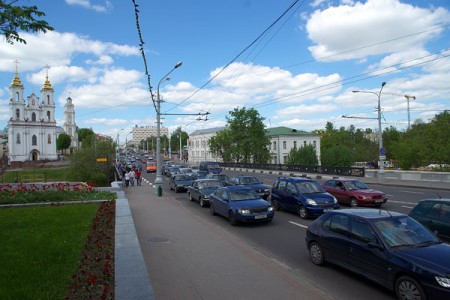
top-left (409, 198), bottom-right (450, 243)
top-left (205, 173), bottom-right (230, 185)
top-left (146, 161), bottom-right (157, 173)
top-left (191, 170), bottom-right (208, 180)
top-left (166, 166), bottom-right (181, 177)
top-left (305, 209), bottom-right (450, 300)
top-left (225, 175), bottom-right (271, 200)
top-left (323, 178), bottom-right (388, 207)
top-left (209, 186), bottom-right (274, 225)
top-left (270, 177), bottom-right (339, 219)
top-left (187, 179), bottom-right (222, 207)
top-left (199, 161), bottom-right (222, 174)
top-left (169, 174), bottom-right (194, 193)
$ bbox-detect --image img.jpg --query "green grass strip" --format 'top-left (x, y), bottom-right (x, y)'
top-left (0, 204), bottom-right (99, 299)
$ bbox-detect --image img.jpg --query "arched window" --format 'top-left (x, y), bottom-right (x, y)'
top-left (47, 95), bottom-right (50, 104)
top-left (32, 112), bottom-right (36, 121)
top-left (32, 135), bottom-right (37, 146)
top-left (47, 111), bottom-right (51, 121)
top-left (16, 133), bottom-right (21, 144)
top-left (15, 92), bottom-right (19, 101)
top-left (48, 134), bottom-right (51, 144)
top-left (16, 109), bottom-right (20, 119)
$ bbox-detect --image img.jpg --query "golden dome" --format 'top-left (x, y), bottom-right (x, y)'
top-left (11, 73), bottom-right (23, 88)
top-left (42, 75), bottom-right (53, 91)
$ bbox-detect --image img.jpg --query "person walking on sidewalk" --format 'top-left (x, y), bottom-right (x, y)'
top-left (124, 170), bottom-right (130, 188)
top-left (136, 169), bottom-right (142, 186)
top-left (129, 169), bottom-right (136, 187)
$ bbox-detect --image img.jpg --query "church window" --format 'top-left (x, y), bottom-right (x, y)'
top-left (48, 134), bottom-right (51, 144)
top-left (32, 99), bottom-right (35, 105)
top-left (16, 133), bottom-right (21, 144)
top-left (47, 111), bottom-right (51, 121)
top-left (16, 109), bottom-right (20, 119)
top-left (15, 91), bottom-right (19, 101)
top-left (32, 112), bottom-right (36, 121)
top-left (69, 128), bottom-right (72, 136)
top-left (32, 135), bottom-right (37, 146)
top-left (47, 95), bottom-right (50, 104)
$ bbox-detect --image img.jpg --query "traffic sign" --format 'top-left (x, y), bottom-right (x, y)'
top-left (379, 155), bottom-right (386, 160)
top-left (379, 147), bottom-right (386, 155)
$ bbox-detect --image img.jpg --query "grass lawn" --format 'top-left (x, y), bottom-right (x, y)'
top-left (0, 204), bottom-right (100, 299)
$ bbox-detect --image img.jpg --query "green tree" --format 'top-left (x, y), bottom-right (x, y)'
top-left (0, 0), bottom-right (54, 44)
top-left (287, 144), bottom-right (318, 165)
top-left (69, 139), bottom-right (115, 186)
top-left (209, 129), bottom-right (234, 162)
top-left (56, 133), bottom-right (71, 154)
top-left (78, 128), bottom-right (95, 147)
top-left (321, 145), bottom-right (354, 166)
top-left (170, 127), bottom-right (188, 153)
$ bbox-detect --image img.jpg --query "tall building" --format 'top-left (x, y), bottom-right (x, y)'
top-left (7, 67), bottom-right (78, 166)
top-left (130, 125), bottom-right (169, 147)
top-left (64, 96), bottom-right (79, 152)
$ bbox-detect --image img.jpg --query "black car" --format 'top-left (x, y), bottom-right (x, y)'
top-left (409, 198), bottom-right (450, 243)
top-left (306, 209), bottom-right (450, 300)
top-left (225, 176), bottom-right (270, 200)
top-left (187, 179), bottom-right (222, 207)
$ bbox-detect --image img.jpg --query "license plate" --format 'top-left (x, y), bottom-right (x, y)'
top-left (375, 199), bottom-right (383, 203)
top-left (255, 214), bottom-right (267, 219)
top-left (323, 208), bottom-right (333, 212)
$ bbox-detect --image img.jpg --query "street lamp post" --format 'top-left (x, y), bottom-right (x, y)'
top-left (155, 61), bottom-right (183, 196)
top-left (116, 128), bottom-right (124, 162)
top-left (353, 82), bottom-right (386, 173)
top-left (125, 131), bottom-right (132, 163)
top-left (179, 134), bottom-right (182, 162)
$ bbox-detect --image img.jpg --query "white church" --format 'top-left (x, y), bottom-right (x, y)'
top-left (7, 68), bottom-right (78, 167)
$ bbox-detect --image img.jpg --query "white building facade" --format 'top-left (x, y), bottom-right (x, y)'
top-left (187, 126), bottom-right (321, 165)
top-left (63, 96), bottom-right (79, 151)
top-left (130, 125), bottom-right (169, 147)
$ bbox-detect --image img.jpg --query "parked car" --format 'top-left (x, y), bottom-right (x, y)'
top-left (409, 198), bottom-right (450, 243)
top-left (305, 209), bottom-right (450, 300)
top-left (146, 161), bottom-right (157, 173)
top-left (209, 186), bottom-right (274, 225)
top-left (169, 174), bottom-right (194, 193)
top-left (166, 166), bottom-right (181, 177)
top-left (191, 170), bottom-right (208, 180)
top-left (323, 178), bottom-right (387, 207)
top-left (187, 179), bottom-right (222, 207)
top-left (270, 177), bottom-right (339, 219)
top-left (199, 161), bottom-right (222, 174)
top-left (226, 175), bottom-right (270, 200)
top-left (205, 173), bottom-right (230, 186)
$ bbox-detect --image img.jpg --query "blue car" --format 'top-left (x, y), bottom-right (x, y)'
top-left (306, 209), bottom-right (450, 300)
top-left (270, 177), bottom-right (339, 219)
top-left (169, 174), bottom-right (194, 193)
top-left (225, 176), bottom-right (271, 200)
top-left (209, 186), bottom-right (274, 225)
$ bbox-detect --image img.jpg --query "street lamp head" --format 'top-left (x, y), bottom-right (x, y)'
top-left (381, 82), bottom-right (386, 87)
top-left (352, 90), bottom-right (359, 93)
top-left (175, 61), bottom-right (183, 68)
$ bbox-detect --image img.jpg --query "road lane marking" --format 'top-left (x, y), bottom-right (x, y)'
top-left (400, 190), bottom-right (425, 194)
top-left (289, 221), bottom-right (308, 229)
top-left (388, 200), bottom-right (418, 205)
top-left (402, 206), bottom-right (414, 209)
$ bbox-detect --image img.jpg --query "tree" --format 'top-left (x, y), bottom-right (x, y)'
top-left (56, 133), bottom-right (71, 154)
top-left (170, 127), bottom-right (188, 153)
top-left (287, 144), bottom-right (318, 165)
top-left (78, 128), bottom-right (95, 147)
top-left (0, 0), bottom-right (53, 44)
top-left (321, 145), bottom-right (354, 166)
top-left (209, 129), bottom-right (234, 162)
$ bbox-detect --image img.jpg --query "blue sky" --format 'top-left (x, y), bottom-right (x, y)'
top-left (1, 0), bottom-right (449, 143)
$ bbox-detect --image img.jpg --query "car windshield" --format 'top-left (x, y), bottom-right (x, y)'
top-left (296, 181), bottom-right (325, 193)
top-left (345, 180), bottom-right (369, 190)
top-left (199, 181), bottom-right (221, 189)
top-left (240, 177), bottom-right (260, 185)
top-left (229, 189), bottom-right (260, 201)
top-left (373, 216), bottom-right (439, 248)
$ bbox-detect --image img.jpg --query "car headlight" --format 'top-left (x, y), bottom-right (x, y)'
top-left (238, 209), bottom-right (251, 214)
top-left (332, 197), bottom-right (338, 203)
top-left (436, 276), bottom-right (450, 288)
top-left (268, 207), bottom-right (274, 212)
top-left (204, 195), bottom-right (210, 199)
top-left (306, 198), bottom-right (318, 206)
top-left (264, 189), bottom-right (270, 193)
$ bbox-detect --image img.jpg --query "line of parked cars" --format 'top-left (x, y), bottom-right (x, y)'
top-left (163, 165), bottom-right (450, 299)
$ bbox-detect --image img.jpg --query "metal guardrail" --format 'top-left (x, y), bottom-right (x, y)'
top-left (219, 163), bottom-right (365, 177)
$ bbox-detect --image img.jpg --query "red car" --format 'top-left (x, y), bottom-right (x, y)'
top-left (323, 179), bottom-right (387, 207)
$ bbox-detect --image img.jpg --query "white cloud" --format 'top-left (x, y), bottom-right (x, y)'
top-left (65, 0), bottom-right (112, 13)
top-left (306, 0), bottom-right (449, 62)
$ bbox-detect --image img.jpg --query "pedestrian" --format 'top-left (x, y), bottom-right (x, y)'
top-left (136, 169), bottom-right (142, 186)
top-left (124, 170), bottom-right (130, 188)
top-left (129, 169), bottom-right (135, 186)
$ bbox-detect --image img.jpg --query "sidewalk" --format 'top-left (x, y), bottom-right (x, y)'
top-left (116, 179), bottom-right (334, 300)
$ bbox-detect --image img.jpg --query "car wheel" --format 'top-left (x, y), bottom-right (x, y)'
top-left (309, 242), bottom-right (325, 266)
top-left (199, 197), bottom-right (206, 207)
top-left (229, 211), bottom-right (238, 226)
top-left (298, 205), bottom-right (308, 219)
top-left (188, 193), bottom-right (194, 202)
top-left (395, 276), bottom-right (426, 300)
top-left (209, 203), bottom-right (216, 215)
top-left (350, 197), bottom-right (358, 207)
top-left (270, 197), bottom-right (280, 211)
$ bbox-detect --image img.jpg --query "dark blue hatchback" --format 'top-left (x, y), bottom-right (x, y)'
top-left (305, 209), bottom-right (450, 300)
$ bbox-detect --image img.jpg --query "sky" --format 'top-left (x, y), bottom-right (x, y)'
top-left (1, 0), bottom-right (449, 144)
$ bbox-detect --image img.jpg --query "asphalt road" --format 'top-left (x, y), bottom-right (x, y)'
top-left (132, 169), bottom-right (450, 300)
